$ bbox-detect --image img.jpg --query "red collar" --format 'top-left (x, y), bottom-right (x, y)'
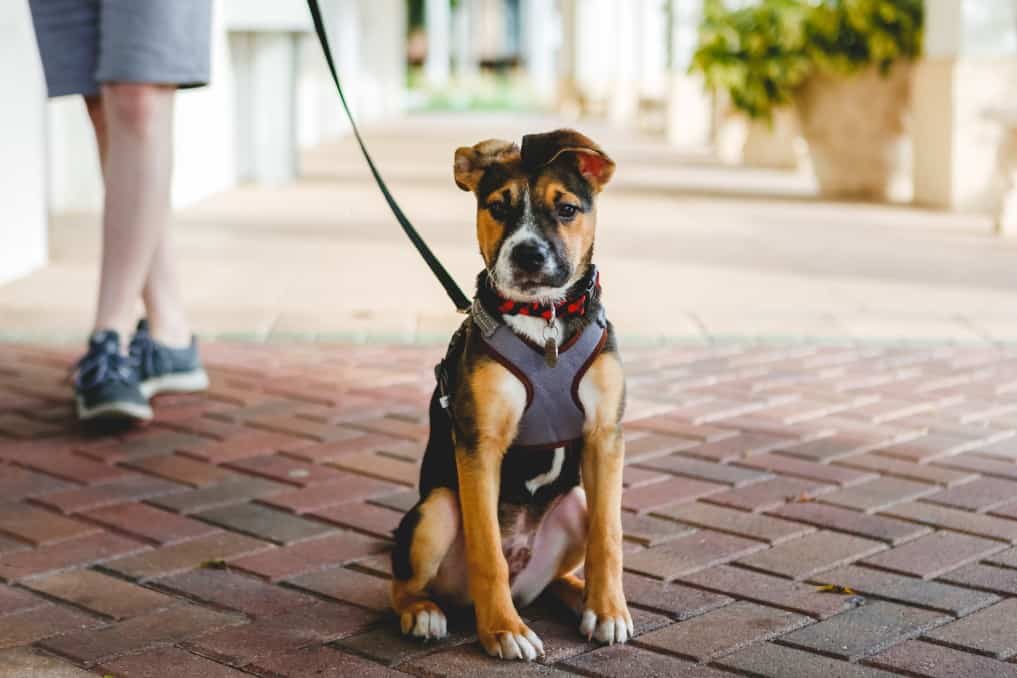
top-left (495, 271), bottom-right (601, 321)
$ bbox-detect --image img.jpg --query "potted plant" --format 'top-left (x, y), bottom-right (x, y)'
top-left (691, 0), bottom-right (923, 199)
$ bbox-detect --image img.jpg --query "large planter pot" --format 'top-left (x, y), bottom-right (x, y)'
top-left (795, 64), bottom-right (912, 200)
top-left (716, 108), bottom-right (800, 170)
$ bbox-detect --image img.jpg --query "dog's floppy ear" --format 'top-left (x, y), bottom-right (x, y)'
top-left (453, 139), bottom-right (520, 192)
top-left (520, 129), bottom-right (615, 191)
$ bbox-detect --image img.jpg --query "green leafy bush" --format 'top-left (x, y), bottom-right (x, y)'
top-left (691, 0), bottom-right (923, 120)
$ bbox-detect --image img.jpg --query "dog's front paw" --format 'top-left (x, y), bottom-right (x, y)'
top-left (478, 616), bottom-right (544, 661)
top-left (399, 600), bottom-right (448, 640)
top-left (579, 590), bottom-right (633, 645)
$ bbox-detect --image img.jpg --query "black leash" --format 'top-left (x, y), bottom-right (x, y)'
top-left (305, 0), bottom-right (472, 313)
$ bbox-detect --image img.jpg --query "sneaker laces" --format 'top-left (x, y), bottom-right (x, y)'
top-left (75, 347), bottom-right (135, 390)
top-left (128, 329), bottom-right (172, 378)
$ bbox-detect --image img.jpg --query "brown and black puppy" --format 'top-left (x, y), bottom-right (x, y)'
top-left (390, 129), bottom-right (630, 661)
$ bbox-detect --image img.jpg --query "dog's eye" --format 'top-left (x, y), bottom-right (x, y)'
top-left (557, 204), bottom-right (579, 221)
top-left (487, 202), bottom-right (510, 220)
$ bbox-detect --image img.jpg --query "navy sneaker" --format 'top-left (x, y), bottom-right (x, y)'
top-left (74, 330), bottom-right (153, 422)
top-left (129, 319), bottom-right (209, 399)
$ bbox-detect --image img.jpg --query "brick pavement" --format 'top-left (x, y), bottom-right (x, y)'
top-left (1, 341), bottom-right (1017, 676)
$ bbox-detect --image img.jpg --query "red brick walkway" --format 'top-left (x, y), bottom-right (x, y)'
top-left (2, 342), bottom-right (1017, 676)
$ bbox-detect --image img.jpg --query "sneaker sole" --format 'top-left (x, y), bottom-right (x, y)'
top-left (76, 396), bottom-right (153, 422)
top-left (140, 369), bottom-right (210, 399)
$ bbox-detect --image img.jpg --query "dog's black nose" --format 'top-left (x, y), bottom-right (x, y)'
top-left (511, 242), bottom-right (547, 273)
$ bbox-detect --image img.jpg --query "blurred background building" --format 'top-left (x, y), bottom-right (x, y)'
top-left (3, 0), bottom-right (1017, 342)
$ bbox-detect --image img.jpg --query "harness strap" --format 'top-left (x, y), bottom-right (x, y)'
top-left (306, 0), bottom-right (472, 313)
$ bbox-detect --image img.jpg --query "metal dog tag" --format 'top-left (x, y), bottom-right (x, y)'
top-left (544, 337), bottom-right (559, 368)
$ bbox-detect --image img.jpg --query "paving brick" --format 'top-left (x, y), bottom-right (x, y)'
top-left (620, 572), bottom-right (731, 619)
top-left (328, 451), bottom-right (419, 486)
top-left (286, 566), bottom-right (391, 611)
top-left (883, 501), bottom-right (1017, 542)
top-left (770, 502), bottom-right (931, 545)
top-left (225, 454), bottom-right (347, 486)
top-left (177, 431), bottom-right (307, 464)
top-left (624, 415), bottom-right (738, 443)
top-left (866, 639), bottom-right (1017, 678)
top-left (227, 531), bottom-right (389, 581)
top-left (261, 475), bottom-right (401, 514)
top-left (149, 477), bottom-right (288, 515)
top-left (33, 474), bottom-right (184, 514)
top-left (656, 501), bottom-right (814, 544)
top-left (100, 646), bottom-right (249, 678)
top-left (736, 453), bottom-right (876, 486)
top-left (634, 600), bottom-right (809, 661)
top-left (0, 502), bottom-right (99, 545)
top-left (0, 467), bottom-right (71, 500)
top-left (560, 643), bottom-right (729, 678)
top-left (681, 432), bottom-right (791, 463)
top-left (621, 512), bottom-right (696, 547)
top-left (737, 531), bottom-right (885, 580)
top-left (924, 598), bottom-right (1017, 659)
top-left (78, 430), bottom-right (210, 463)
top-left (102, 532), bottom-right (272, 580)
top-left (331, 621), bottom-right (476, 667)
top-left (40, 604), bottom-right (244, 666)
top-left (622, 465), bottom-right (670, 488)
top-left (777, 435), bottom-right (881, 462)
top-left (779, 600), bottom-right (949, 660)
top-left (127, 453), bottom-right (236, 487)
top-left (0, 584), bottom-right (46, 616)
top-left (681, 564), bottom-right (862, 619)
top-left (83, 502), bottom-right (219, 545)
top-left (635, 455), bottom-right (773, 486)
top-left (0, 646), bottom-right (95, 677)
top-left (310, 501), bottom-right (404, 539)
top-left (862, 531), bottom-right (1005, 579)
top-left (815, 565), bottom-right (999, 616)
top-left (0, 532), bottom-right (147, 582)
top-left (0, 603), bottom-right (104, 648)
top-left (939, 562), bottom-right (1017, 595)
top-left (15, 450), bottom-right (131, 485)
top-left (368, 488), bottom-right (420, 513)
top-left (931, 453), bottom-right (1017, 482)
top-left (621, 476), bottom-right (725, 514)
top-left (281, 433), bottom-right (406, 463)
top-left (923, 476), bottom-right (1017, 512)
top-left (246, 646), bottom-right (405, 677)
top-left (196, 503), bottom-right (335, 545)
top-left (184, 602), bottom-right (377, 666)
top-left (818, 477), bottom-right (938, 513)
top-left (624, 530), bottom-right (765, 581)
top-left (876, 432), bottom-right (1000, 462)
top-left (154, 568), bottom-right (316, 618)
top-left (715, 641), bottom-right (899, 678)
top-left (25, 569), bottom-right (176, 620)
top-left (836, 453), bottom-right (978, 486)
top-left (703, 476), bottom-right (835, 513)
top-left (986, 546), bottom-right (1017, 568)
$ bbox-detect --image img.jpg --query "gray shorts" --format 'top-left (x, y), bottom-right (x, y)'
top-left (28, 0), bottom-right (212, 98)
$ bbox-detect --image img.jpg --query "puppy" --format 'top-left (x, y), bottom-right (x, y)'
top-left (390, 129), bottom-right (630, 661)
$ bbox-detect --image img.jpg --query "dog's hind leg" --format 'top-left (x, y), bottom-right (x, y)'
top-left (391, 487), bottom-right (460, 640)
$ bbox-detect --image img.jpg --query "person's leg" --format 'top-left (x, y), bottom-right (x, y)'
top-left (84, 95), bottom-right (107, 170)
top-left (92, 82), bottom-right (175, 344)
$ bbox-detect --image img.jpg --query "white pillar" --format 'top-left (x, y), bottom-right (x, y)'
top-left (0, 2), bottom-right (47, 284)
top-left (609, 0), bottom-right (639, 124)
top-left (667, 0), bottom-right (712, 149)
top-left (913, 0), bottom-right (1017, 212)
top-left (521, 0), bottom-right (556, 102)
top-left (453, 0), bottom-right (478, 80)
top-left (425, 0), bottom-right (451, 88)
top-left (356, 0), bottom-right (406, 120)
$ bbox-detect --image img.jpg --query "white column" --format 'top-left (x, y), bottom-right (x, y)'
top-left (608, 0), bottom-right (639, 124)
top-left (356, 0), bottom-right (406, 120)
top-left (913, 0), bottom-right (1017, 212)
top-left (0, 2), bottom-right (47, 284)
top-left (452, 0), bottom-right (478, 80)
top-left (521, 0), bottom-right (556, 102)
top-left (666, 0), bottom-right (712, 149)
top-left (425, 0), bottom-right (451, 88)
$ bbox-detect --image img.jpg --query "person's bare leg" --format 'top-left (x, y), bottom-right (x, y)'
top-left (84, 95), bottom-right (107, 171)
top-left (92, 82), bottom-right (175, 345)
top-left (143, 236), bottom-right (191, 348)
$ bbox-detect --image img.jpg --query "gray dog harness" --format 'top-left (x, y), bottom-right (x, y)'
top-left (472, 301), bottom-right (608, 449)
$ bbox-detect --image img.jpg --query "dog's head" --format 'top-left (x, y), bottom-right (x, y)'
top-left (454, 129), bottom-right (614, 302)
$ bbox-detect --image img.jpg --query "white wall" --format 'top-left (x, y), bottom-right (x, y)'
top-left (0, 1), bottom-right (48, 284)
